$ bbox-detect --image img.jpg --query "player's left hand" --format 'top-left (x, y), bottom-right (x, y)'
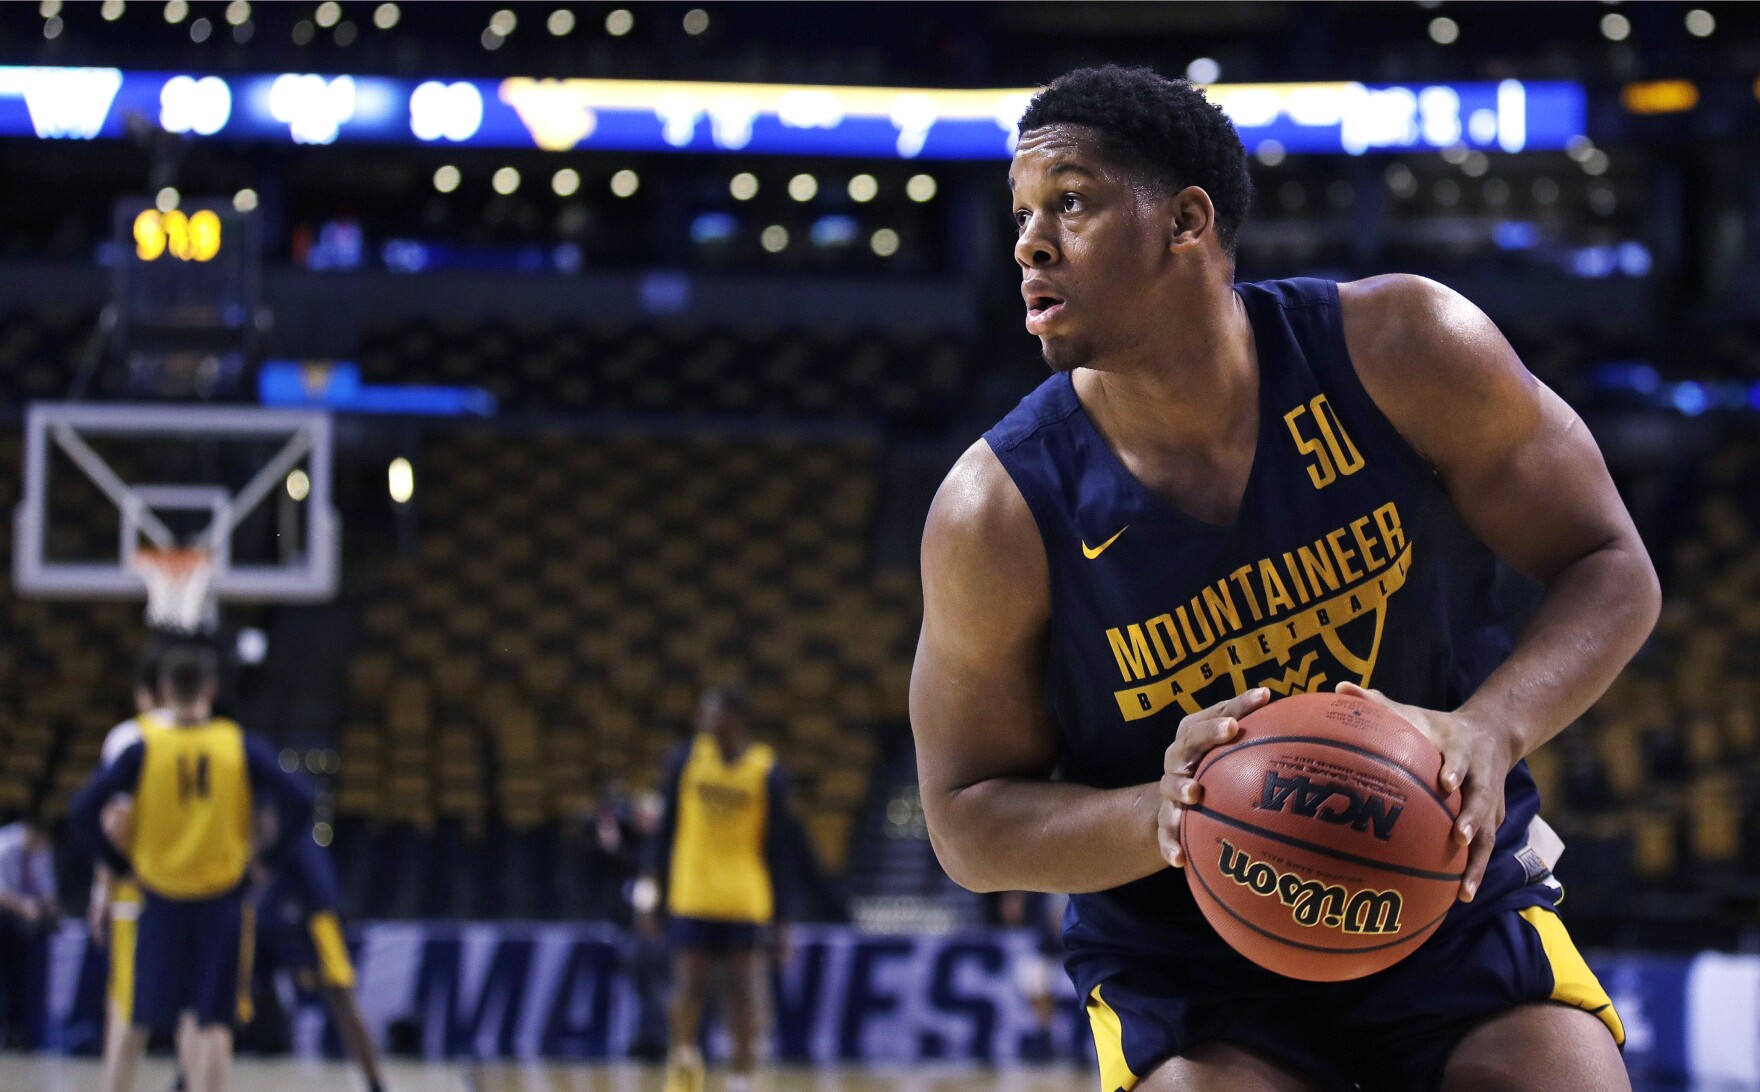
top-left (1335, 682), bottom-right (1516, 903)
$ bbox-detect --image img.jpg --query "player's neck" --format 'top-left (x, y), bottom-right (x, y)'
top-left (1078, 285), bottom-right (1257, 455)
top-left (169, 704), bottom-right (210, 726)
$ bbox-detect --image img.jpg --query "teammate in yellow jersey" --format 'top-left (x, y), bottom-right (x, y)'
top-left (71, 647), bottom-right (314, 1092)
top-left (637, 688), bottom-right (805, 1092)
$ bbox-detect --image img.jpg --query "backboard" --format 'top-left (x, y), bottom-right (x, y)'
top-left (12, 402), bottom-right (338, 602)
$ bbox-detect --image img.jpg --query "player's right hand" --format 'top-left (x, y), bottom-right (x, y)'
top-left (1158, 688), bottom-right (1271, 869)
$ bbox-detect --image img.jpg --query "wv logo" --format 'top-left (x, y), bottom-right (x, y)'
top-left (1257, 652), bottom-right (1327, 696)
top-left (0, 66), bottom-right (124, 140)
top-left (1257, 772), bottom-right (1404, 841)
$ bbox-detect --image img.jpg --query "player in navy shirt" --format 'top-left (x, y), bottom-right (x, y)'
top-left (911, 67), bottom-right (1657, 1092)
top-left (255, 831), bottom-right (386, 1092)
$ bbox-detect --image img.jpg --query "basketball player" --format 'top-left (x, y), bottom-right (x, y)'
top-left (254, 825), bottom-right (388, 1092)
top-left (86, 653), bottom-right (164, 1092)
top-left (636, 688), bottom-right (800, 1092)
top-left (911, 66), bottom-right (1659, 1092)
top-left (70, 647), bottom-right (314, 1092)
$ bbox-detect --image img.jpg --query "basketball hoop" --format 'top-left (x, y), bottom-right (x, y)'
top-left (130, 545), bottom-right (216, 635)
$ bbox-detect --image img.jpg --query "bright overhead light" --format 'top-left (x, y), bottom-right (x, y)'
top-left (1684, 8), bottom-right (1714, 36)
top-left (552, 168), bottom-right (580, 197)
top-left (285, 469), bottom-right (311, 502)
top-left (729, 172), bottom-right (758, 201)
top-left (433, 164), bottom-right (460, 192)
top-left (906, 174), bottom-right (937, 202)
top-left (1601, 13), bottom-right (1630, 41)
top-left (43, 16), bottom-right (62, 38)
top-left (373, 2), bottom-right (398, 29)
top-left (163, 0), bottom-right (187, 23)
top-left (760, 224), bottom-right (789, 253)
top-left (605, 8), bottom-right (632, 35)
top-left (847, 174), bottom-right (877, 203)
top-left (232, 188), bottom-right (258, 212)
top-left (870, 228), bottom-right (900, 257)
top-left (1186, 57), bottom-right (1220, 84)
top-left (610, 169), bottom-right (640, 197)
top-left (788, 173), bottom-right (818, 202)
top-left (156, 186), bottom-right (180, 212)
top-left (101, 1), bottom-right (125, 21)
top-left (224, 0), bottom-right (249, 25)
top-left (492, 166), bottom-right (520, 194)
top-left (1428, 16), bottom-right (1458, 44)
top-left (682, 8), bottom-right (708, 35)
top-left (388, 458), bottom-right (414, 504)
top-left (39, 0), bottom-right (61, 15)
top-left (489, 8), bottom-right (516, 35)
top-left (314, 1), bottom-right (340, 28)
top-left (547, 8), bottom-right (574, 35)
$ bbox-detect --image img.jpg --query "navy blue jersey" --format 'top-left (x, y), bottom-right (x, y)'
top-left (982, 277), bottom-right (1552, 960)
top-left (261, 829), bottom-right (344, 915)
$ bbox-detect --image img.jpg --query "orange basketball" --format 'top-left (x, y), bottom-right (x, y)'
top-left (1180, 691), bottom-right (1467, 982)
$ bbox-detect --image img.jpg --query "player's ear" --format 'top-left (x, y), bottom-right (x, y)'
top-left (1167, 185), bottom-right (1215, 253)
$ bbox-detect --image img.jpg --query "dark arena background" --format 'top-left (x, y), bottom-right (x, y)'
top-left (1, 2), bottom-right (1759, 1090)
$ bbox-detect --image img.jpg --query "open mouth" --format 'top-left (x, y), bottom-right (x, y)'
top-left (1025, 295), bottom-right (1065, 331)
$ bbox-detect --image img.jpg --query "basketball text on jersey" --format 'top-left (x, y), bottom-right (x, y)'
top-left (1214, 839), bottom-right (1404, 935)
top-left (1104, 499), bottom-right (1410, 720)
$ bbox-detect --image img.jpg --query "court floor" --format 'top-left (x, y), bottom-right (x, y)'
top-left (0, 1056), bottom-right (1724, 1092)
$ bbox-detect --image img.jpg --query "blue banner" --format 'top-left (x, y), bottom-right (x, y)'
top-left (42, 920), bottom-right (1730, 1081)
top-left (0, 67), bottom-right (1586, 158)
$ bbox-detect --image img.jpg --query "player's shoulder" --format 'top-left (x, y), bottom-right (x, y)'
top-left (925, 439), bottom-right (1037, 557)
top-left (1335, 273), bottom-right (1494, 368)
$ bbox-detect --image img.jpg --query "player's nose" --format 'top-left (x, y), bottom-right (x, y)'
top-left (1014, 218), bottom-right (1059, 270)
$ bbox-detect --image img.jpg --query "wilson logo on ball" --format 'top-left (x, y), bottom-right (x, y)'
top-left (1255, 772), bottom-right (1405, 841)
top-left (1216, 840), bottom-right (1404, 935)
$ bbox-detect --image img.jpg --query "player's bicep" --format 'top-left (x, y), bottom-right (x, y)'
top-left (910, 443), bottom-right (1060, 805)
top-left (1438, 381), bottom-right (1636, 584)
top-left (1344, 276), bottom-right (1639, 583)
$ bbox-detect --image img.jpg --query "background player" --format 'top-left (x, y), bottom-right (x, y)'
top-left (254, 822), bottom-right (388, 1092)
top-left (637, 687), bottom-right (802, 1092)
top-left (911, 66), bottom-right (1659, 1092)
top-left (70, 647), bottom-right (315, 1092)
top-left (87, 653), bottom-right (166, 1092)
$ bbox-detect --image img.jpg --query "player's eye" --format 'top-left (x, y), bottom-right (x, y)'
top-left (1013, 209), bottom-right (1030, 231)
top-left (1062, 193), bottom-right (1083, 212)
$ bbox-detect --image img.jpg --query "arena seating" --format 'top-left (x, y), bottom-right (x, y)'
top-left (356, 318), bottom-right (974, 426)
top-left (332, 426), bottom-right (915, 914)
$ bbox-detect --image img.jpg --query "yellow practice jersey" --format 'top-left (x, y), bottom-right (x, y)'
top-left (132, 715), bottom-right (254, 900)
top-left (666, 734), bottom-right (777, 924)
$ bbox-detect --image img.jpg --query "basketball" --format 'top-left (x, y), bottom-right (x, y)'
top-left (1180, 692), bottom-right (1468, 982)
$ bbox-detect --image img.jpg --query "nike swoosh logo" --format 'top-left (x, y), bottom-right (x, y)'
top-left (1081, 526), bottom-right (1129, 559)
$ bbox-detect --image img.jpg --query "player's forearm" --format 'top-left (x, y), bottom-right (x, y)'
top-left (925, 777), bottom-right (1165, 894)
top-left (1457, 536), bottom-right (1659, 761)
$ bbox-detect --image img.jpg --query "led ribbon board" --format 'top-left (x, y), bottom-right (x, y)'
top-left (0, 66), bottom-right (1585, 157)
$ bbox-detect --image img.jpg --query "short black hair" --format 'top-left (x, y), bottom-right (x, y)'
top-left (159, 645), bottom-right (219, 704)
top-left (1018, 65), bottom-right (1252, 256)
top-left (134, 648), bottom-right (162, 696)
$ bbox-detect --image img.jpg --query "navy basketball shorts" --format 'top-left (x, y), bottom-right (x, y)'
top-left (133, 884), bottom-right (254, 1032)
top-left (1071, 893), bottom-right (1623, 1092)
top-left (668, 915), bottom-right (763, 954)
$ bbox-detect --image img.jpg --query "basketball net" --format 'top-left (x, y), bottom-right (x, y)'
top-left (130, 545), bottom-right (217, 635)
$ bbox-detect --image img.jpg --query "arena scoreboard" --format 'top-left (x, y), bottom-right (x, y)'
top-left (113, 197), bottom-right (259, 331)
